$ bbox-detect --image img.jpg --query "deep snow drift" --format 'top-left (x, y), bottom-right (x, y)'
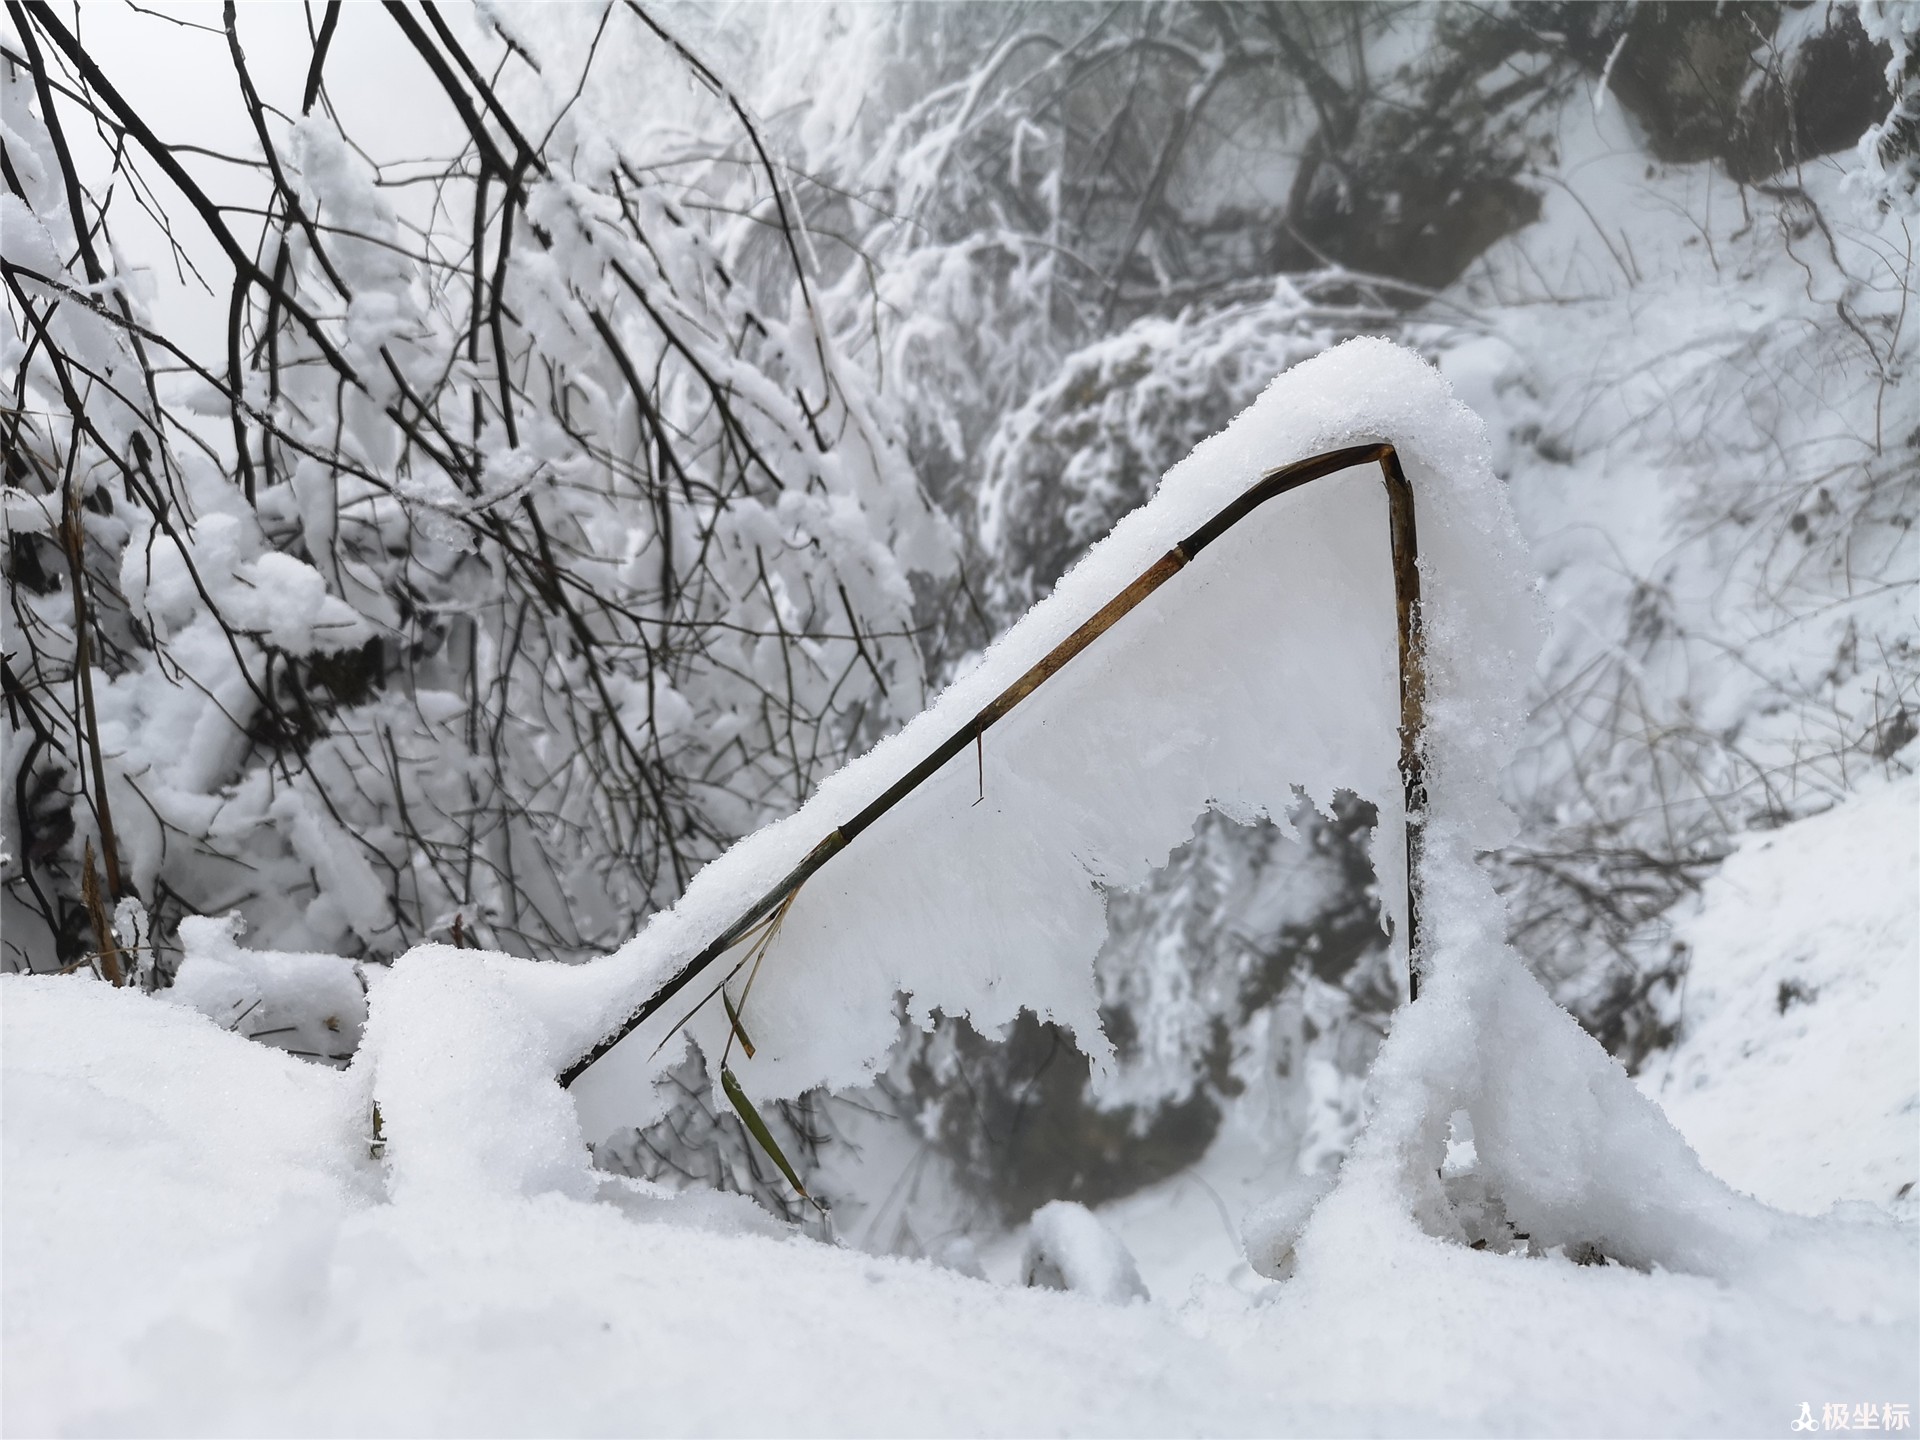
top-left (5, 343), bottom-right (1914, 1436)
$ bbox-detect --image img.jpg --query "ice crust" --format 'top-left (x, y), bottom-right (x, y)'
top-left (355, 337), bottom-right (1542, 1183)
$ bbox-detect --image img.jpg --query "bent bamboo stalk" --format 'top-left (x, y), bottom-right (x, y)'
top-left (559, 442), bottom-right (1426, 1091)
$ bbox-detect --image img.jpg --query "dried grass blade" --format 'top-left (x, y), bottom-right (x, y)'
top-left (721, 991), bottom-right (756, 1059)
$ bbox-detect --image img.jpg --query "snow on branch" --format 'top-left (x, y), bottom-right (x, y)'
top-left (0, 3), bottom-right (954, 981)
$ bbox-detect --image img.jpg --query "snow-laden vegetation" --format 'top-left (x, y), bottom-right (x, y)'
top-left (4, 2), bottom-right (1916, 1433)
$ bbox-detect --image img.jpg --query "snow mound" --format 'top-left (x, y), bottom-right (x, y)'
top-left (1230, 917), bottom-right (1918, 1432)
top-left (0, 974), bottom-right (1290, 1436)
top-left (1, 974), bottom-right (369, 1434)
top-left (1022, 1200), bottom-right (1151, 1302)
top-left (8, 949), bottom-right (1914, 1434)
top-left (358, 944), bottom-right (598, 1205)
top-left (1243, 1170), bottom-right (1337, 1280)
top-left (166, 913), bottom-right (367, 1065)
top-left (1313, 938), bottom-right (1915, 1311)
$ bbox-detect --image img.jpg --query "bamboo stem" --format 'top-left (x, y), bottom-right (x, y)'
top-left (558, 442), bottom-right (1426, 1090)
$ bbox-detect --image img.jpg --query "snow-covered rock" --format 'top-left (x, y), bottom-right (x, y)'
top-left (1022, 1200), bottom-right (1150, 1301)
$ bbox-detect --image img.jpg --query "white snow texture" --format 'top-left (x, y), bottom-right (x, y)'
top-left (4, 339), bottom-right (1913, 1435)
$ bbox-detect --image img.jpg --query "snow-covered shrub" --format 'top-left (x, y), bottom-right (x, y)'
top-left (1449, 138), bottom-right (1919, 1062)
top-left (972, 281), bottom-right (1396, 627)
top-left (2, 8), bottom-right (952, 987)
top-left (1523, 1), bottom-right (1890, 180)
top-left (1855, 0), bottom-right (1920, 213)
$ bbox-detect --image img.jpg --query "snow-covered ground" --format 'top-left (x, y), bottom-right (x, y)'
top-left (5, 267), bottom-right (1916, 1437)
top-left (1091, 772), bottom-right (1920, 1298)
top-left (1640, 771), bottom-right (1919, 1221)
top-left (5, 772), bottom-right (1913, 1436)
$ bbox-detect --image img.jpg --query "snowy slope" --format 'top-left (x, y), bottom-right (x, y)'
top-left (1640, 773), bottom-right (1920, 1220)
top-left (1094, 774), bottom-right (1920, 1298)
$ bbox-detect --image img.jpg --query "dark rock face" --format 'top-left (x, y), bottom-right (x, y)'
top-left (1530, 1), bottom-right (1892, 182)
top-left (1728, 9), bottom-right (1895, 183)
top-left (1279, 2), bottom-right (1894, 294)
top-left (913, 1010), bottom-right (1223, 1224)
top-left (1584, 2), bottom-right (1778, 167)
top-left (1277, 149), bottom-right (1544, 294)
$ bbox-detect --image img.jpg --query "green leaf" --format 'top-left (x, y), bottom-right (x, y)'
top-left (721, 1064), bottom-right (813, 1204)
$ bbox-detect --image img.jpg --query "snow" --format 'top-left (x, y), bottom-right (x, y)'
top-left (1640, 772), bottom-right (1920, 1220)
top-left (6, 976), bottom-right (1258, 1437)
top-left (1, 976), bottom-right (369, 1436)
top-left (166, 913), bottom-right (367, 1064)
top-left (1085, 773), bottom-right (1920, 1313)
top-left (1856, 1), bottom-right (1920, 214)
top-left (359, 944), bottom-right (596, 1206)
top-left (1241, 1169), bottom-right (1337, 1280)
top-left (1021, 1201), bottom-right (1151, 1302)
top-left (369, 336), bottom-right (1539, 1165)
top-left (7, 920), bottom-right (1914, 1434)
